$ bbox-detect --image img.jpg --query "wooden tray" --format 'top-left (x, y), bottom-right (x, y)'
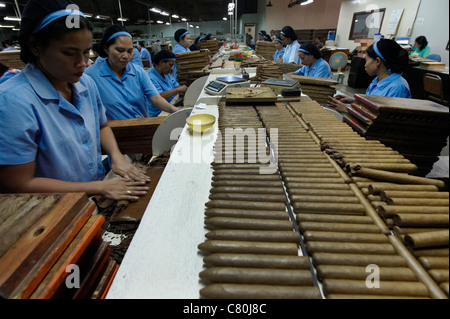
top-left (226, 87), bottom-right (277, 104)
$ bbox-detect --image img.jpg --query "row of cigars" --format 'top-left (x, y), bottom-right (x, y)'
top-left (198, 93), bottom-right (448, 299)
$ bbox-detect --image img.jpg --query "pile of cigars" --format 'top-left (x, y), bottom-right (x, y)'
top-left (175, 49), bottom-right (210, 86)
top-left (200, 39), bottom-right (219, 56)
top-left (0, 51), bottom-right (26, 70)
top-left (240, 59), bottom-right (283, 82)
top-left (344, 94), bottom-right (449, 176)
top-left (289, 74), bottom-right (338, 105)
top-left (255, 41), bottom-right (276, 60)
top-left (0, 193), bottom-right (118, 299)
top-left (292, 100), bottom-right (449, 297)
top-left (198, 90), bottom-right (448, 299)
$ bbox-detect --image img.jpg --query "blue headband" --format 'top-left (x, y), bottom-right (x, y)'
top-left (164, 58), bottom-right (176, 61)
top-left (373, 42), bottom-right (387, 63)
top-left (107, 31), bottom-right (132, 43)
top-left (178, 31), bottom-right (189, 41)
top-left (259, 31), bottom-right (264, 36)
top-left (298, 48), bottom-right (311, 54)
top-left (280, 31), bottom-right (286, 36)
top-left (33, 9), bottom-right (86, 34)
top-left (275, 38), bottom-right (282, 43)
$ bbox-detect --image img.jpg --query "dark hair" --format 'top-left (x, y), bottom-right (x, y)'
top-left (153, 50), bottom-right (176, 65)
top-left (174, 29), bottom-right (189, 42)
top-left (299, 42), bottom-right (322, 60)
top-left (99, 25), bottom-right (130, 58)
top-left (415, 36), bottom-right (428, 51)
top-left (281, 26), bottom-right (297, 41)
top-left (138, 41), bottom-right (146, 48)
top-left (259, 31), bottom-right (271, 41)
top-left (366, 39), bottom-right (409, 74)
top-left (19, 0), bottom-right (93, 64)
top-left (204, 34), bottom-right (213, 40)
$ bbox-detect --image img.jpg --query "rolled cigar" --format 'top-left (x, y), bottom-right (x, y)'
top-left (203, 253), bottom-right (310, 269)
top-left (384, 198), bottom-right (449, 207)
top-left (326, 294), bottom-right (430, 299)
top-left (200, 284), bottom-right (322, 299)
top-left (368, 184), bottom-right (439, 194)
top-left (279, 159), bottom-right (330, 164)
top-left (204, 217), bottom-right (293, 231)
top-left (349, 165), bottom-right (446, 189)
top-left (279, 167), bottom-right (337, 173)
top-left (343, 158), bottom-right (412, 164)
top-left (323, 279), bottom-right (429, 297)
top-left (297, 213), bottom-right (374, 224)
top-left (279, 158), bottom-right (330, 163)
top-left (367, 195), bottom-right (382, 202)
top-left (429, 270), bottom-right (449, 284)
top-left (285, 177), bottom-right (345, 184)
top-left (306, 241), bottom-right (396, 255)
top-left (392, 214), bottom-right (449, 227)
top-left (205, 229), bottom-right (299, 243)
top-left (211, 163), bottom-right (274, 169)
top-left (351, 177), bottom-right (376, 183)
top-left (212, 174), bottom-right (281, 181)
top-left (197, 240), bottom-right (299, 255)
top-left (293, 202), bottom-right (366, 214)
top-left (212, 180), bottom-right (283, 188)
top-left (206, 200), bottom-right (287, 211)
top-left (303, 231), bottom-right (389, 243)
top-left (316, 265), bottom-right (417, 281)
top-left (381, 191), bottom-right (449, 200)
top-left (291, 195), bottom-right (360, 204)
top-left (312, 252), bottom-right (407, 267)
top-left (289, 189), bottom-right (355, 197)
top-left (209, 193), bottom-right (287, 202)
top-left (392, 226), bottom-right (444, 236)
top-left (281, 172), bottom-right (341, 178)
top-left (378, 206), bottom-right (449, 217)
top-left (210, 186), bottom-right (284, 195)
top-left (413, 248), bottom-right (449, 257)
top-left (404, 230), bottom-right (449, 249)
top-left (339, 150), bottom-right (401, 155)
top-left (213, 169), bottom-right (275, 176)
top-left (205, 208), bottom-right (289, 220)
top-left (440, 282), bottom-right (449, 296)
top-left (287, 183), bottom-right (350, 190)
top-left (347, 163), bottom-right (418, 173)
top-left (200, 267), bottom-right (314, 286)
top-left (418, 257), bottom-right (449, 270)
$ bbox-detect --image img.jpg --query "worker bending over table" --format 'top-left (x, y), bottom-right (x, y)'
top-left (289, 42), bottom-right (331, 79)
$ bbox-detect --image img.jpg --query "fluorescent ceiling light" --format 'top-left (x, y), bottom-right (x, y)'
top-left (228, 11), bottom-right (233, 15)
top-left (223, 17), bottom-right (227, 20)
top-left (172, 14), bottom-right (179, 18)
top-left (196, 26), bottom-right (199, 28)
top-left (189, 24), bottom-right (193, 27)
top-left (84, 13), bottom-right (93, 17)
top-left (301, 0), bottom-right (314, 5)
top-left (181, 18), bottom-right (187, 22)
top-left (4, 16), bottom-right (21, 21)
top-left (166, 22), bottom-right (170, 25)
top-left (117, 17), bottom-right (128, 21)
top-left (0, 25), bottom-right (15, 28)
top-left (150, 8), bottom-right (161, 13)
top-left (95, 15), bottom-right (110, 20)
top-left (157, 20), bottom-right (163, 24)
top-left (0, 4), bottom-right (6, 8)
top-left (12, 28), bottom-right (20, 31)
top-left (161, 11), bottom-right (169, 16)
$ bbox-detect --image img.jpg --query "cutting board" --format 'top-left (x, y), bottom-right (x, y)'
top-left (226, 87), bottom-right (277, 105)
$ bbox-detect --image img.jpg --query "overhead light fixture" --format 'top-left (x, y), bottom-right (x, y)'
top-left (228, 11), bottom-right (233, 15)
top-left (0, 3), bottom-right (6, 8)
top-left (288, 0), bottom-right (312, 7)
top-left (267, 1), bottom-right (273, 7)
top-left (0, 25), bottom-right (15, 28)
top-left (223, 17), bottom-right (227, 21)
top-left (160, 11), bottom-right (169, 16)
top-left (3, 16), bottom-right (21, 21)
top-left (12, 28), bottom-right (20, 31)
top-left (181, 18), bottom-right (187, 22)
top-left (301, 0), bottom-right (314, 5)
top-left (117, 17), bottom-right (128, 22)
top-left (95, 15), bottom-right (110, 20)
top-left (172, 14), bottom-right (179, 18)
top-left (84, 13), bottom-right (93, 18)
top-left (196, 26), bottom-right (199, 28)
top-left (157, 20), bottom-right (163, 24)
top-left (150, 8), bottom-right (161, 13)
top-left (189, 24), bottom-right (193, 27)
top-left (166, 22), bottom-right (170, 25)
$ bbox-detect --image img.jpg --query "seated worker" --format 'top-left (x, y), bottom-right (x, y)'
top-left (409, 36), bottom-right (431, 58)
top-left (0, 0), bottom-right (150, 201)
top-left (327, 39), bottom-right (411, 113)
top-left (273, 37), bottom-right (285, 62)
top-left (258, 31), bottom-right (272, 42)
top-left (291, 43), bottom-right (331, 78)
top-left (190, 37), bottom-right (202, 51)
top-left (85, 25), bottom-right (179, 120)
top-left (137, 41), bottom-right (152, 66)
top-left (0, 62), bottom-right (21, 84)
top-left (172, 28), bottom-right (191, 79)
top-left (280, 26), bottom-right (301, 64)
top-left (147, 50), bottom-right (188, 117)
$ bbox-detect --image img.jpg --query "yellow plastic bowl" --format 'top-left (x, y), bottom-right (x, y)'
top-left (186, 114), bottom-right (216, 133)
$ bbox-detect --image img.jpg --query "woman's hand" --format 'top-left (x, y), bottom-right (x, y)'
top-left (177, 85), bottom-right (188, 94)
top-left (327, 95), bottom-right (351, 113)
top-left (332, 94), bottom-right (354, 104)
top-left (101, 178), bottom-right (149, 201)
top-left (111, 155), bottom-right (151, 183)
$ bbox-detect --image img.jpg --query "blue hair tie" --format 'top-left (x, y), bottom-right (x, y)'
top-left (107, 31), bottom-right (132, 43)
top-left (164, 58), bottom-right (176, 61)
top-left (280, 31), bottom-right (286, 36)
top-left (373, 42), bottom-right (387, 63)
top-left (33, 9), bottom-right (86, 34)
top-left (179, 31), bottom-right (189, 40)
top-left (298, 48), bottom-right (311, 54)
top-left (275, 38), bottom-right (282, 43)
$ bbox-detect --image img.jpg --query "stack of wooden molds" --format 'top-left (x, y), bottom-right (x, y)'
top-left (200, 39), bottom-right (219, 56)
top-left (198, 105), bottom-right (321, 299)
top-left (344, 94), bottom-right (449, 176)
top-left (0, 193), bottom-right (118, 299)
top-left (0, 51), bottom-right (26, 69)
top-left (255, 41), bottom-right (276, 60)
top-left (290, 75), bottom-right (338, 105)
top-left (175, 49), bottom-right (210, 86)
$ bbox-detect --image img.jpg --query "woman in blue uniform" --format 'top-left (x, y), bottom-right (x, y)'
top-left (258, 31), bottom-right (272, 42)
top-left (137, 41), bottom-right (152, 65)
top-left (273, 38), bottom-right (285, 62)
top-left (0, 0), bottom-right (149, 201)
top-left (291, 43), bottom-right (331, 78)
top-left (147, 50), bottom-right (188, 117)
top-left (327, 39), bottom-right (411, 112)
top-left (85, 25), bottom-right (179, 120)
top-left (280, 26), bottom-right (301, 64)
top-left (172, 28), bottom-right (191, 79)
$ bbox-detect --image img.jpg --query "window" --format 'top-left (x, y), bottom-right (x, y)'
top-left (349, 9), bottom-right (386, 40)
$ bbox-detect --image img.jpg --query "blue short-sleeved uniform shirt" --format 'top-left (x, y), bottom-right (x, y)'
top-left (172, 42), bottom-right (191, 79)
top-left (366, 73), bottom-right (411, 98)
top-left (273, 48), bottom-right (285, 61)
top-left (147, 67), bottom-right (179, 117)
top-left (0, 68), bottom-right (21, 84)
top-left (0, 63), bottom-right (107, 182)
top-left (140, 47), bottom-right (152, 63)
top-left (85, 58), bottom-right (159, 120)
top-left (294, 58), bottom-right (332, 79)
top-left (283, 41), bottom-right (301, 64)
